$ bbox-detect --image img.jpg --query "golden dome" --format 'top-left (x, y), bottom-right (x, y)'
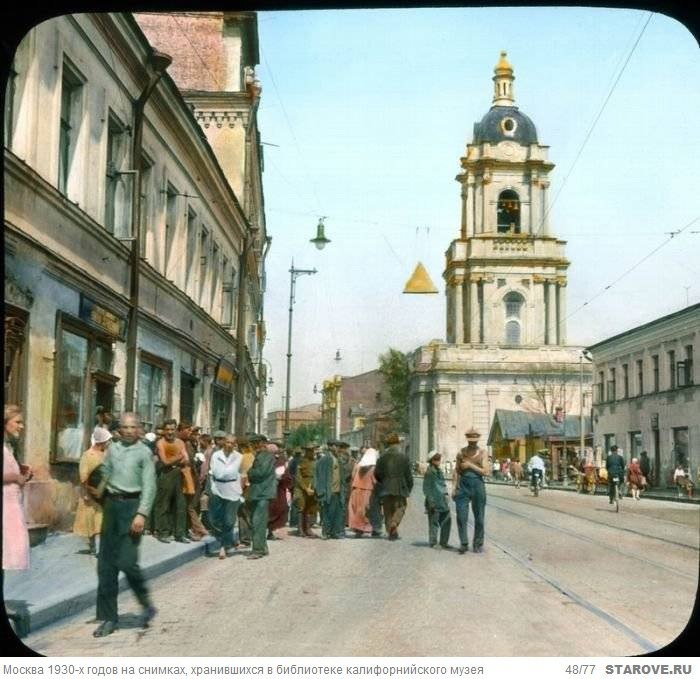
top-left (494, 50), bottom-right (513, 74)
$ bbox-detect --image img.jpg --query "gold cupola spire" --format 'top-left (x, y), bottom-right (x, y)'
top-left (492, 50), bottom-right (515, 106)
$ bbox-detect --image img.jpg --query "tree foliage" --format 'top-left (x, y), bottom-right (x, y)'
top-left (378, 348), bottom-right (411, 432)
top-left (286, 421), bottom-right (329, 448)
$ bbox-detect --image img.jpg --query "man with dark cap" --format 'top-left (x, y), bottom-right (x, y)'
top-left (314, 440), bottom-right (345, 539)
top-left (453, 428), bottom-right (490, 553)
top-left (244, 434), bottom-right (277, 559)
top-left (293, 443), bottom-right (319, 537)
top-left (373, 433), bottom-right (413, 540)
top-left (606, 444), bottom-right (626, 505)
top-left (422, 450), bottom-right (451, 549)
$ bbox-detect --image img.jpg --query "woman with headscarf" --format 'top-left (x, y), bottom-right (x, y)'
top-left (267, 445), bottom-right (291, 539)
top-left (348, 446), bottom-right (378, 537)
top-left (73, 426), bottom-right (112, 555)
top-left (3, 404), bottom-right (32, 570)
top-left (626, 457), bottom-right (644, 501)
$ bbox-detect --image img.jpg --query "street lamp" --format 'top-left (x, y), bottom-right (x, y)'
top-left (310, 217), bottom-right (331, 250)
top-left (284, 262), bottom-right (317, 443)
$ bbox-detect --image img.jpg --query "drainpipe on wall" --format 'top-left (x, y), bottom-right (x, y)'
top-left (124, 50), bottom-right (172, 413)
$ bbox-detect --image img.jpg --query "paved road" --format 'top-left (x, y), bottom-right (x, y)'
top-left (24, 483), bottom-right (699, 657)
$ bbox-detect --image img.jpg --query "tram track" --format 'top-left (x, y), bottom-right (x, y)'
top-left (487, 499), bottom-right (697, 580)
top-left (487, 490), bottom-right (699, 551)
top-left (483, 528), bottom-right (659, 654)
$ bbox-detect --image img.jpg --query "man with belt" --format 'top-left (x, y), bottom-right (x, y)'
top-left (94, 412), bottom-right (157, 637)
top-left (245, 434), bottom-right (277, 559)
top-left (453, 428), bottom-right (490, 553)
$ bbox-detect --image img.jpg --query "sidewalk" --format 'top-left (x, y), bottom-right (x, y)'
top-left (483, 477), bottom-right (700, 503)
top-left (3, 532), bottom-right (217, 635)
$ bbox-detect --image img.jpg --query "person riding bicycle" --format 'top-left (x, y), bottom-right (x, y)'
top-left (605, 445), bottom-right (626, 505)
top-left (527, 453), bottom-right (545, 492)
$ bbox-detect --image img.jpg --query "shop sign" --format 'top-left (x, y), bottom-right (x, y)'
top-left (79, 296), bottom-right (126, 339)
top-left (215, 358), bottom-right (237, 389)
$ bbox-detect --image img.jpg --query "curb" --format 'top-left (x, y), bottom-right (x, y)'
top-left (16, 536), bottom-right (217, 635)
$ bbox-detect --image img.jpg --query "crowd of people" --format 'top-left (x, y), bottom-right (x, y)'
top-left (3, 400), bottom-right (696, 640)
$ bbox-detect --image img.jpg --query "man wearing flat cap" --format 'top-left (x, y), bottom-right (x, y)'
top-left (293, 443), bottom-right (319, 537)
top-left (422, 451), bottom-right (451, 549)
top-left (314, 440), bottom-right (345, 538)
top-left (453, 428), bottom-right (490, 553)
top-left (374, 433), bottom-right (413, 540)
top-left (244, 434), bottom-right (276, 558)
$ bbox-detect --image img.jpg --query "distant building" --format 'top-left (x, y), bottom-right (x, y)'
top-left (409, 52), bottom-right (592, 466)
top-left (588, 304), bottom-right (699, 487)
top-left (320, 369), bottom-right (391, 440)
top-left (266, 403), bottom-right (322, 441)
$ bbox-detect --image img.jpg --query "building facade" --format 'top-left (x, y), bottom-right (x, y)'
top-left (4, 13), bottom-right (266, 528)
top-left (409, 52), bottom-right (592, 465)
top-left (320, 369), bottom-right (390, 440)
top-left (588, 304), bottom-right (699, 487)
top-left (266, 403), bottom-right (322, 442)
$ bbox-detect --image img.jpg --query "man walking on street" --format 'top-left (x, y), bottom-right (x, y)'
top-left (153, 419), bottom-right (188, 543)
top-left (314, 440), bottom-right (346, 539)
top-left (453, 428), bottom-right (490, 553)
top-left (422, 450), bottom-right (451, 549)
top-left (374, 433), bottom-right (413, 541)
top-left (94, 413), bottom-right (156, 637)
top-left (245, 434), bottom-right (277, 559)
top-left (293, 443), bottom-right (319, 538)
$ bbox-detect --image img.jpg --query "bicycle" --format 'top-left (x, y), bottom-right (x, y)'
top-left (610, 476), bottom-right (621, 513)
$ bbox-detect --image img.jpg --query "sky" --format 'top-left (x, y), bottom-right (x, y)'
top-left (255, 7), bottom-right (700, 414)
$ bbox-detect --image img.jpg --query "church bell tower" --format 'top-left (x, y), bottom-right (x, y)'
top-left (444, 52), bottom-right (570, 349)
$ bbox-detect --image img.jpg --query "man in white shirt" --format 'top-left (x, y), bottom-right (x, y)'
top-left (208, 434), bottom-right (243, 559)
top-left (528, 453), bottom-right (545, 491)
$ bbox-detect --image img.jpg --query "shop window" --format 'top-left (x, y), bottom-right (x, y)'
top-left (53, 319), bottom-right (118, 462)
top-left (180, 371), bottom-right (198, 426)
top-left (137, 354), bottom-right (170, 432)
top-left (672, 427), bottom-right (689, 469)
top-left (211, 386), bottom-right (232, 433)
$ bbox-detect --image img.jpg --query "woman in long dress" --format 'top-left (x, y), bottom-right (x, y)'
top-left (348, 447), bottom-right (378, 537)
top-left (73, 426), bottom-right (111, 555)
top-left (3, 404), bottom-right (32, 570)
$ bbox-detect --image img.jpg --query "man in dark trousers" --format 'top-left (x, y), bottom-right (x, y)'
top-left (244, 434), bottom-right (277, 559)
top-left (606, 444), bottom-right (626, 505)
top-left (314, 440), bottom-right (346, 539)
top-left (94, 412), bottom-right (157, 637)
top-left (422, 450), bottom-right (451, 549)
top-left (373, 433), bottom-right (413, 540)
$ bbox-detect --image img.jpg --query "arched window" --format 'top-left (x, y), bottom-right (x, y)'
top-left (497, 189), bottom-right (521, 234)
top-left (504, 291), bottom-right (524, 345)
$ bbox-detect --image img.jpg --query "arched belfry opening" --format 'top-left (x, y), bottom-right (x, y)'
top-left (497, 189), bottom-right (520, 233)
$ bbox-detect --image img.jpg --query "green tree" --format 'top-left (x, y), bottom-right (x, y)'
top-left (287, 421), bottom-right (329, 448)
top-left (378, 348), bottom-right (411, 432)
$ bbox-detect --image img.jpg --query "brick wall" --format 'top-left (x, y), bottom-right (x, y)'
top-left (339, 370), bottom-right (389, 433)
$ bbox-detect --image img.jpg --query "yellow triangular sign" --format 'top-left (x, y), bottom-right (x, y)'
top-left (403, 261), bottom-right (438, 294)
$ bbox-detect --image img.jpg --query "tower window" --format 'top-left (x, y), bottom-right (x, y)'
top-left (497, 189), bottom-right (520, 233)
top-left (503, 291), bottom-right (524, 345)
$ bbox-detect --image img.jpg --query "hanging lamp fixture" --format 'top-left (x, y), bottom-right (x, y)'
top-left (403, 261), bottom-right (438, 294)
top-left (310, 217), bottom-right (331, 250)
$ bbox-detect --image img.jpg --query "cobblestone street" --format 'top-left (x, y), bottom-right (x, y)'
top-left (23, 485), bottom-right (699, 657)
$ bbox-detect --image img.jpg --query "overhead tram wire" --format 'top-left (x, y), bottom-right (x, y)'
top-left (261, 49), bottom-right (325, 216)
top-left (533, 11), bottom-right (654, 238)
top-left (460, 11), bottom-right (655, 337)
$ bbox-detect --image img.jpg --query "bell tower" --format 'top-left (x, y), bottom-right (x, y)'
top-left (444, 52), bottom-right (569, 348)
